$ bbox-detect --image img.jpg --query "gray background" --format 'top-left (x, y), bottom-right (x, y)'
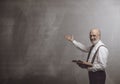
top-left (0, 0), bottom-right (120, 84)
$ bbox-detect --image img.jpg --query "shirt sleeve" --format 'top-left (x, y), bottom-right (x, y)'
top-left (72, 40), bottom-right (90, 52)
top-left (88, 46), bottom-right (109, 71)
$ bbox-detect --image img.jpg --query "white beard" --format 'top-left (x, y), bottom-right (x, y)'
top-left (91, 40), bottom-right (99, 45)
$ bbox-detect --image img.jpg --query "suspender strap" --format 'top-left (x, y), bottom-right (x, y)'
top-left (86, 45), bottom-right (94, 62)
top-left (91, 45), bottom-right (105, 64)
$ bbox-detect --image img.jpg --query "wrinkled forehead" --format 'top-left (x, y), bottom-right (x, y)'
top-left (89, 29), bottom-right (100, 36)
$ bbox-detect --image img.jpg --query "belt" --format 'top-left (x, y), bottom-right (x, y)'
top-left (88, 70), bottom-right (105, 73)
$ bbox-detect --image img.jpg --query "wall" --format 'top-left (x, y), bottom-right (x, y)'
top-left (0, 0), bottom-right (120, 84)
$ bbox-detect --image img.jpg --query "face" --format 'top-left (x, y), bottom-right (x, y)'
top-left (89, 29), bottom-right (100, 45)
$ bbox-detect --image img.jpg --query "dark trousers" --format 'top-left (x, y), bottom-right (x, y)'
top-left (88, 70), bottom-right (106, 84)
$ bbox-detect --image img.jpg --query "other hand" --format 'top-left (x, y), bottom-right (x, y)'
top-left (64, 35), bottom-right (74, 42)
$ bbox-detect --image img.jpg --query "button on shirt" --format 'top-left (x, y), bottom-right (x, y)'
top-left (72, 40), bottom-right (109, 72)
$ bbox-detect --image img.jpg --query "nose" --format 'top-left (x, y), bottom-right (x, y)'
top-left (91, 36), bottom-right (94, 39)
top-left (90, 36), bottom-right (94, 39)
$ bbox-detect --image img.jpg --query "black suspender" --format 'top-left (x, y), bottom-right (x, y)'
top-left (87, 45), bottom-right (105, 64)
top-left (86, 45), bottom-right (94, 62)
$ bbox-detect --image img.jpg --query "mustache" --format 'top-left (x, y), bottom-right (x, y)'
top-left (90, 39), bottom-right (96, 41)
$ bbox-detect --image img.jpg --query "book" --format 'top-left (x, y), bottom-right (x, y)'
top-left (72, 60), bottom-right (93, 68)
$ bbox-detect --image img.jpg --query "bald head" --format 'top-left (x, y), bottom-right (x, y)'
top-left (89, 28), bottom-right (101, 44)
top-left (90, 28), bottom-right (101, 36)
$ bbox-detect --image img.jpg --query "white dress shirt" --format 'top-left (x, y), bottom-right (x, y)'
top-left (72, 40), bottom-right (109, 72)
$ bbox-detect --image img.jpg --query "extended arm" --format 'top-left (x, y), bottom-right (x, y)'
top-left (65, 35), bottom-right (89, 52)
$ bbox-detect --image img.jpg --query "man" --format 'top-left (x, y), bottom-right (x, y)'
top-left (65, 28), bottom-right (109, 84)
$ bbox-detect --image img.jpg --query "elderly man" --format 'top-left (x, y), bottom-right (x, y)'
top-left (65, 28), bottom-right (109, 84)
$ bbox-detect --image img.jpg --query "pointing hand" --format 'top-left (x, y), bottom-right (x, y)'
top-left (64, 35), bottom-right (74, 42)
